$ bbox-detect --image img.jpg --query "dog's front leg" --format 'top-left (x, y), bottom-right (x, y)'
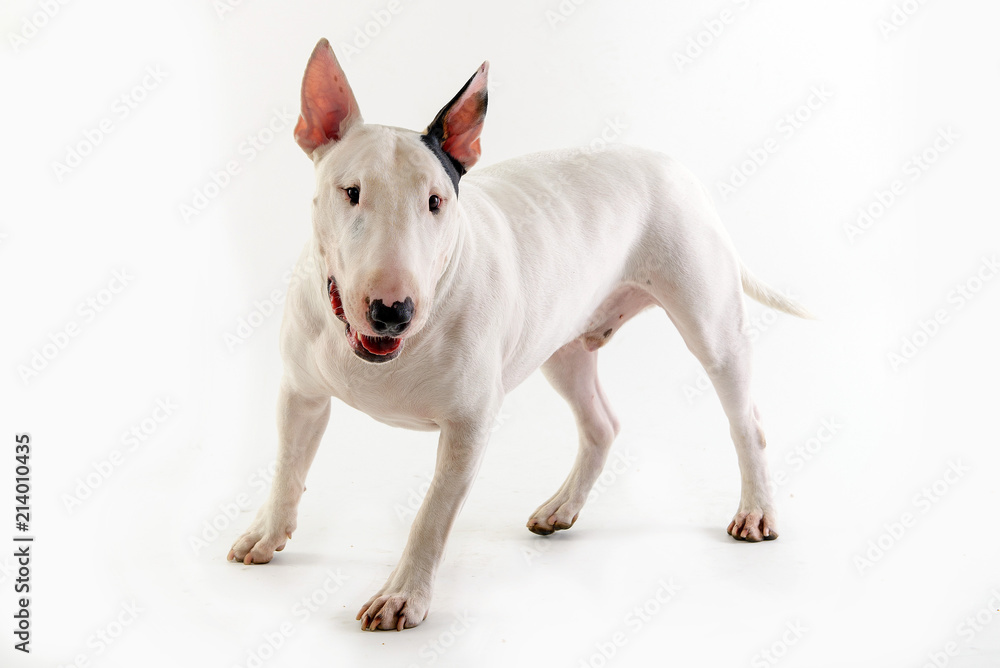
top-left (358, 419), bottom-right (490, 631)
top-left (228, 384), bottom-right (331, 564)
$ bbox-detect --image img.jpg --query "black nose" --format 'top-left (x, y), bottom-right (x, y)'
top-left (368, 297), bottom-right (414, 335)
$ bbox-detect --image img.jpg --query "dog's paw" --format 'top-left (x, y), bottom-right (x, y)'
top-left (727, 508), bottom-right (778, 542)
top-left (526, 494), bottom-right (581, 536)
top-left (356, 589), bottom-right (429, 631)
top-left (227, 522), bottom-right (292, 565)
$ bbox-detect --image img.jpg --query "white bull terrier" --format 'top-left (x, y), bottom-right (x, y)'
top-left (228, 38), bottom-right (811, 631)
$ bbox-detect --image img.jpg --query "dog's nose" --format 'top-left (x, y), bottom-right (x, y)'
top-left (368, 297), bottom-right (414, 335)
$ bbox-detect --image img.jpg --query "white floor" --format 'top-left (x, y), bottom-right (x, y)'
top-left (13, 299), bottom-right (999, 667)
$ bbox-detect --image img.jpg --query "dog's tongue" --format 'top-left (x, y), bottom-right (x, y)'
top-left (359, 333), bottom-right (402, 356)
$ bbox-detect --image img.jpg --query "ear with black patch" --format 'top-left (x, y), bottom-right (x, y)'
top-left (421, 62), bottom-right (488, 192)
top-left (294, 38), bottom-right (363, 157)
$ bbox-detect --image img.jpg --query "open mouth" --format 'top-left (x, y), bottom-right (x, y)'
top-left (329, 277), bottom-right (403, 363)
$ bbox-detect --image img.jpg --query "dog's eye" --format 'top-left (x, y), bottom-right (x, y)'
top-left (345, 186), bottom-right (360, 206)
top-left (428, 194), bottom-right (440, 213)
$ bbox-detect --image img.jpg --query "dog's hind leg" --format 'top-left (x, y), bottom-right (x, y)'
top-left (650, 247), bottom-right (778, 542)
top-left (527, 339), bottom-right (621, 535)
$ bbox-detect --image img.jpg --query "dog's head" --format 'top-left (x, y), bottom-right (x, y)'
top-left (294, 39), bottom-right (488, 364)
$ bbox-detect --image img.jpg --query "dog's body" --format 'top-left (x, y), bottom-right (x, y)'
top-left (229, 40), bottom-right (810, 631)
top-left (282, 142), bottom-right (732, 423)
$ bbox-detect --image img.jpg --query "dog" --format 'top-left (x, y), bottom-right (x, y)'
top-left (228, 38), bottom-right (811, 631)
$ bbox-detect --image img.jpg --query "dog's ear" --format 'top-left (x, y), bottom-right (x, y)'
top-left (423, 62), bottom-right (489, 177)
top-left (294, 39), bottom-right (363, 157)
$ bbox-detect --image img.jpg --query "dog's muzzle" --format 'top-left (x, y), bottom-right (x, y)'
top-left (329, 277), bottom-right (404, 363)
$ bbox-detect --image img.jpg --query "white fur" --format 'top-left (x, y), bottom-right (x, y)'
top-left (229, 75), bottom-right (808, 632)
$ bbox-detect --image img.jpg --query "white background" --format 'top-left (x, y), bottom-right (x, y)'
top-left (2, 0), bottom-right (999, 666)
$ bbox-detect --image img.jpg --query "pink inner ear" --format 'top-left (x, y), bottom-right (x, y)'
top-left (441, 63), bottom-right (488, 170)
top-left (294, 39), bottom-right (362, 155)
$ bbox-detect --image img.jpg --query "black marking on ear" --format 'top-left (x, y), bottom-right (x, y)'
top-left (419, 69), bottom-right (486, 196)
top-left (420, 132), bottom-right (465, 195)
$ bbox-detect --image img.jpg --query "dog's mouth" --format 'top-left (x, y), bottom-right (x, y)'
top-left (328, 277), bottom-right (403, 363)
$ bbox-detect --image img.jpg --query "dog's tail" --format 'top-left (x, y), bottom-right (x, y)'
top-left (740, 263), bottom-right (814, 319)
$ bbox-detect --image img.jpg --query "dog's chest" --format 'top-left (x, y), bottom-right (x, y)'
top-left (313, 337), bottom-right (444, 432)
